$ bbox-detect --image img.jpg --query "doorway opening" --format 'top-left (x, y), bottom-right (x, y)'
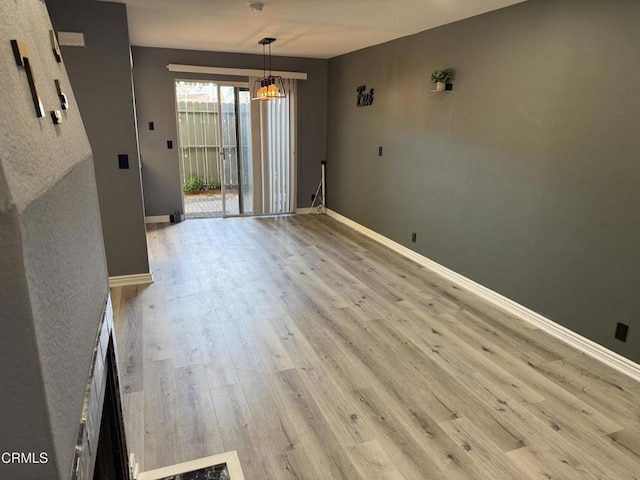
top-left (176, 80), bottom-right (253, 218)
top-left (175, 77), bottom-right (297, 218)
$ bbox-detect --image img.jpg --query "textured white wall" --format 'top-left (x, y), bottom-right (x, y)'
top-left (0, 0), bottom-right (109, 478)
top-left (1, 0), bottom-right (91, 211)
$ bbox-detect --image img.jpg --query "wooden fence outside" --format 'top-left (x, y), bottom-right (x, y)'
top-left (177, 101), bottom-right (251, 188)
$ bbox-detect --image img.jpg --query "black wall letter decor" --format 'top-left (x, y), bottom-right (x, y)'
top-left (356, 85), bottom-right (375, 107)
top-left (54, 79), bottom-right (69, 110)
top-left (11, 40), bottom-right (45, 118)
top-left (51, 110), bottom-right (62, 125)
top-left (50, 30), bottom-right (62, 63)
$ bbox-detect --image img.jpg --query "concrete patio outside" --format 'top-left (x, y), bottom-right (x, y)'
top-left (183, 191), bottom-right (239, 218)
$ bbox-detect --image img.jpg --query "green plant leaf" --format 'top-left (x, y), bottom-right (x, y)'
top-left (431, 68), bottom-right (456, 84)
top-left (183, 174), bottom-right (206, 193)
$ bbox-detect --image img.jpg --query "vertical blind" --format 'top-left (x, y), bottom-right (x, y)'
top-left (260, 78), bottom-right (297, 214)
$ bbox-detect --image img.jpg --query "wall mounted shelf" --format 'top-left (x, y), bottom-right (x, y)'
top-left (430, 83), bottom-right (454, 92)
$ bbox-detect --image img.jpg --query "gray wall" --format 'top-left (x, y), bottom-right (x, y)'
top-left (131, 46), bottom-right (327, 216)
top-left (327, 0), bottom-right (640, 362)
top-left (46, 0), bottom-right (150, 277)
top-left (1, 1), bottom-right (109, 478)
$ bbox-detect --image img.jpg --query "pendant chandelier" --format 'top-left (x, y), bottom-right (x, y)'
top-left (252, 37), bottom-right (286, 101)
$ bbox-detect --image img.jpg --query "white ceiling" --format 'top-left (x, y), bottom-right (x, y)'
top-left (103, 0), bottom-right (526, 59)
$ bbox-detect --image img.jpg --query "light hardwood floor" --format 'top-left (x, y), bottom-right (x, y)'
top-left (112, 214), bottom-right (640, 479)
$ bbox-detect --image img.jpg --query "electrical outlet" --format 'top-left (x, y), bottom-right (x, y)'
top-left (411, 232), bottom-right (417, 243)
top-left (149, 121), bottom-right (155, 130)
top-left (378, 146), bottom-right (383, 156)
top-left (118, 154), bottom-right (129, 169)
top-left (615, 322), bottom-right (629, 342)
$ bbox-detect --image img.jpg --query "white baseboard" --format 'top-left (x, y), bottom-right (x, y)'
top-left (145, 215), bottom-right (171, 224)
top-left (297, 207), bottom-right (326, 215)
top-left (145, 214), bottom-right (187, 223)
top-left (108, 273), bottom-right (154, 288)
top-left (326, 209), bottom-right (640, 383)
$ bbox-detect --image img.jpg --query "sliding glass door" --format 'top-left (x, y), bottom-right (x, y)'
top-left (176, 78), bottom-right (296, 218)
top-left (175, 80), bottom-right (253, 218)
top-left (219, 85), bottom-right (253, 216)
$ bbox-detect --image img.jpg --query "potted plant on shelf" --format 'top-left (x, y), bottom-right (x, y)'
top-left (431, 68), bottom-right (455, 92)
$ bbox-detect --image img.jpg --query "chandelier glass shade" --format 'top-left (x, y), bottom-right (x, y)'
top-left (252, 37), bottom-right (286, 100)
